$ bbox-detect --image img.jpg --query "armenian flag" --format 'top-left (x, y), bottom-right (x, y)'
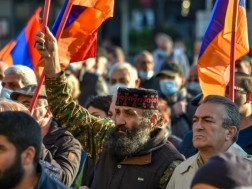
top-left (51, 0), bottom-right (114, 68)
top-left (198, 0), bottom-right (249, 97)
top-left (0, 7), bottom-right (41, 69)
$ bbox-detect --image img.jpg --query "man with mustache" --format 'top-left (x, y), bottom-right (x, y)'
top-left (166, 95), bottom-right (252, 189)
top-left (35, 28), bottom-right (184, 189)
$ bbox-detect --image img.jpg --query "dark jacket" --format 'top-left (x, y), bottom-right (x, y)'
top-left (41, 119), bottom-right (82, 186)
top-left (91, 129), bottom-right (184, 189)
top-left (34, 163), bottom-right (71, 189)
top-left (78, 69), bottom-right (108, 107)
top-left (159, 87), bottom-right (194, 139)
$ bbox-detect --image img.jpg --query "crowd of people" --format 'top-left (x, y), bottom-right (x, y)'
top-left (0, 27), bottom-right (251, 189)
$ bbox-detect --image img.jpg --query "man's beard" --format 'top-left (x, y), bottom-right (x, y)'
top-left (104, 119), bottom-right (151, 162)
top-left (0, 153), bottom-right (25, 188)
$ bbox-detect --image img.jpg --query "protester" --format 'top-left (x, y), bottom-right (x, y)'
top-left (11, 85), bottom-right (82, 186)
top-left (134, 50), bottom-right (159, 91)
top-left (86, 95), bottom-right (113, 118)
top-left (152, 33), bottom-right (190, 78)
top-left (186, 65), bottom-right (201, 97)
top-left (166, 95), bottom-right (252, 189)
top-left (0, 111), bottom-right (70, 188)
top-left (180, 72), bottom-right (252, 158)
top-left (158, 98), bottom-right (182, 149)
top-left (191, 152), bottom-right (252, 189)
top-left (108, 62), bottom-right (140, 95)
top-left (156, 61), bottom-right (192, 138)
top-left (1, 65), bottom-right (37, 99)
top-left (35, 27), bottom-right (185, 189)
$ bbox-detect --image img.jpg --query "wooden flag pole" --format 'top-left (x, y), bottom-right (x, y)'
top-left (29, 0), bottom-right (51, 114)
top-left (229, 0), bottom-right (239, 101)
top-left (29, 0), bottom-right (73, 114)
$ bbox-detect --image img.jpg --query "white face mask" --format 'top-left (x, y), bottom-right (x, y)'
top-left (109, 83), bottom-right (128, 96)
top-left (0, 88), bottom-right (13, 99)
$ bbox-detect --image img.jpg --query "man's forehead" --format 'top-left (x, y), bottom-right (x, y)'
top-left (111, 69), bottom-right (130, 77)
top-left (115, 106), bottom-right (143, 113)
top-left (195, 103), bottom-right (225, 116)
top-left (2, 73), bottom-right (21, 82)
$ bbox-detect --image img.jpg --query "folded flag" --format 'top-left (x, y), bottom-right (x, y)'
top-left (0, 7), bottom-right (42, 69)
top-left (198, 0), bottom-right (249, 97)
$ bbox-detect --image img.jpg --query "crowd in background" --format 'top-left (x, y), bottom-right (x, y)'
top-left (0, 30), bottom-right (252, 189)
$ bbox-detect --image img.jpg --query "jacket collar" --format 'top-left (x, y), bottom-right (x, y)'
top-left (120, 152), bottom-right (152, 165)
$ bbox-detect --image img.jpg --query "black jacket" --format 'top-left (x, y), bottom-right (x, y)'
top-left (41, 119), bottom-right (82, 186)
top-left (91, 129), bottom-right (184, 189)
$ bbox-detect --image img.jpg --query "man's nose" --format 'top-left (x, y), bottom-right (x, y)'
top-left (193, 120), bottom-right (204, 131)
top-left (115, 113), bottom-right (126, 125)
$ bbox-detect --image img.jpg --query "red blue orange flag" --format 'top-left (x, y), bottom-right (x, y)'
top-left (198, 0), bottom-right (249, 97)
top-left (41, 0), bottom-right (114, 69)
top-left (0, 7), bottom-right (41, 69)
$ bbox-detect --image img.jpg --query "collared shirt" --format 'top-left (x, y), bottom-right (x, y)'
top-left (166, 143), bottom-right (252, 189)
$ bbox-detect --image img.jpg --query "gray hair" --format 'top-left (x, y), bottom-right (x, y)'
top-left (4, 65), bottom-right (37, 86)
top-left (202, 95), bottom-right (240, 142)
top-left (108, 62), bottom-right (138, 87)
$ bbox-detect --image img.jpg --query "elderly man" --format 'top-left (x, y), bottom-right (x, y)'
top-left (1, 65), bottom-right (37, 99)
top-left (0, 111), bottom-right (70, 189)
top-left (134, 50), bottom-right (160, 91)
top-left (10, 85), bottom-right (82, 186)
top-left (108, 62), bottom-right (140, 95)
top-left (35, 27), bottom-right (184, 189)
top-left (166, 95), bottom-right (252, 189)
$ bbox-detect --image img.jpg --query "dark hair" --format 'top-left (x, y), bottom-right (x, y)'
top-left (86, 95), bottom-right (113, 116)
top-left (202, 95), bottom-right (240, 142)
top-left (0, 111), bottom-right (42, 167)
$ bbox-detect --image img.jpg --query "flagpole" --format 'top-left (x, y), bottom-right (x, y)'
top-left (29, 0), bottom-right (51, 113)
top-left (29, 0), bottom-right (73, 114)
top-left (229, 0), bottom-right (239, 101)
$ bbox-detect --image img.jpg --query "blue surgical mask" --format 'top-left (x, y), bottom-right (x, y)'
top-left (187, 81), bottom-right (201, 94)
top-left (0, 88), bottom-right (13, 99)
top-left (138, 70), bottom-right (154, 81)
top-left (159, 80), bottom-right (178, 96)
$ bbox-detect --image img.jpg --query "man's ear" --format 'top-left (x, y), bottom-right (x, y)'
top-left (45, 106), bottom-right (52, 117)
top-left (22, 146), bottom-right (36, 166)
top-left (149, 113), bottom-right (159, 129)
top-left (226, 126), bottom-right (237, 141)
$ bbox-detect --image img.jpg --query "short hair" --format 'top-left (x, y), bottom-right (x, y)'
top-left (202, 95), bottom-right (240, 142)
top-left (0, 98), bottom-right (29, 113)
top-left (134, 50), bottom-right (153, 65)
top-left (0, 111), bottom-right (41, 167)
top-left (4, 65), bottom-right (37, 86)
top-left (108, 62), bottom-right (138, 85)
top-left (86, 95), bottom-right (113, 115)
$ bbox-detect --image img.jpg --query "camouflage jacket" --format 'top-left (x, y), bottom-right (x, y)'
top-left (45, 73), bottom-right (183, 188)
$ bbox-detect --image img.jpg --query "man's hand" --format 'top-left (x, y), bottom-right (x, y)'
top-left (34, 27), bottom-right (61, 78)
